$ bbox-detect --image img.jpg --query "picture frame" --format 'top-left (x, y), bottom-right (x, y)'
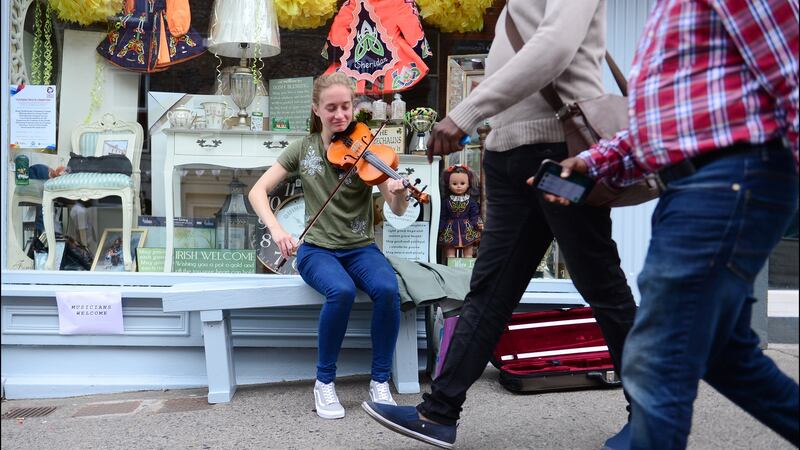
top-left (95, 133), bottom-right (136, 157)
top-left (91, 228), bottom-right (147, 271)
top-left (446, 54), bottom-right (487, 115)
top-left (465, 72), bottom-right (484, 97)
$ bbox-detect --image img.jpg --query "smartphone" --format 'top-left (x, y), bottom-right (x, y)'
top-left (532, 159), bottom-right (594, 204)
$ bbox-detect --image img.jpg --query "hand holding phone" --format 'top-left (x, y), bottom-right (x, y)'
top-left (530, 159), bottom-right (594, 204)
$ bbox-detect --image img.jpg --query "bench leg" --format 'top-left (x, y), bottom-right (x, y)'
top-left (392, 308), bottom-right (420, 394)
top-left (200, 310), bottom-right (237, 403)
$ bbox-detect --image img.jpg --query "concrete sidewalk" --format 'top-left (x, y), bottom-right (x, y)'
top-left (2, 344), bottom-right (797, 450)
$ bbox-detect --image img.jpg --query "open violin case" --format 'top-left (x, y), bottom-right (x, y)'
top-left (491, 307), bottom-right (622, 393)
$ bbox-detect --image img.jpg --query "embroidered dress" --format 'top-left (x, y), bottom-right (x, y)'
top-left (438, 194), bottom-right (481, 248)
top-left (97, 0), bottom-right (205, 73)
top-left (322, 0), bottom-right (432, 94)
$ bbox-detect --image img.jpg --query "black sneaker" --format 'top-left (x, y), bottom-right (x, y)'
top-left (361, 401), bottom-right (456, 449)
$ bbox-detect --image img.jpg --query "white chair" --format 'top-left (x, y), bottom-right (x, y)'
top-left (42, 113), bottom-right (143, 270)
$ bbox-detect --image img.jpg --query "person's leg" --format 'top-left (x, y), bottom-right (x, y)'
top-left (704, 292), bottom-right (800, 446)
top-left (339, 243), bottom-right (401, 383)
top-left (418, 145), bottom-right (561, 425)
top-left (295, 243), bottom-right (357, 384)
top-left (541, 199), bottom-right (636, 380)
top-left (622, 145), bottom-right (799, 449)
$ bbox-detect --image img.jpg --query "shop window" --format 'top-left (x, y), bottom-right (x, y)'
top-left (6, 0), bottom-right (444, 275)
top-left (769, 207), bottom-right (799, 290)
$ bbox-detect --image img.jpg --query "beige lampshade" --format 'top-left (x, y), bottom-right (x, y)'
top-left (208, 0), bottom-right (281, 58)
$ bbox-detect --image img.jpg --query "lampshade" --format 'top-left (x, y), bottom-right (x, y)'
top-left (208, 0), bottom-right (281, 58)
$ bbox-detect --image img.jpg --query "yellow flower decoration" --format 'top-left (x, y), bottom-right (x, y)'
top-left (49, 0), bottom-right (123, 26)
top-left (416, 0), bottom-right (494, 33)
top-left (274, 0), bottom-right (337, 30)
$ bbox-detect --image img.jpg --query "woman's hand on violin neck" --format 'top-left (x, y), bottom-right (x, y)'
top-left (379, 178), bottom-right (410, 217)
top-left (271, 227), bottom-right (298, 259)
top-left (386, 178), bottom-right (408, 196)
top-left (427, 116), bottom-right (467, 163)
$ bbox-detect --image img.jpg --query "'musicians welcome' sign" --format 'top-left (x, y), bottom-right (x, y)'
top-left (56, 291), bottom-right (124, 335)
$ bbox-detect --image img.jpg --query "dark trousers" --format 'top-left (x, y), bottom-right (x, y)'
top-left (418, 143), bottom-right (637, 425)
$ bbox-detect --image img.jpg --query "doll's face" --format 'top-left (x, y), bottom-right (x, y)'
top-left (448, 172), bottom-right (470, 195)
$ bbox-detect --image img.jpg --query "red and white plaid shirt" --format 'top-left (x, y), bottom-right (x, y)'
top-left (579, 0), bottom-right (799, 186)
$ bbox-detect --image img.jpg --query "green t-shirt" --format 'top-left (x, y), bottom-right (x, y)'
top-left (277, 133), bottom-right (374, 249)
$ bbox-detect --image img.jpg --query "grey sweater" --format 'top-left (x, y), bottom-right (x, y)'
top-left (448, 0), bottom-right (607, 152)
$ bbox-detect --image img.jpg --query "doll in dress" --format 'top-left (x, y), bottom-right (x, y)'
top-left (438, 165), bottom-right (482, 259)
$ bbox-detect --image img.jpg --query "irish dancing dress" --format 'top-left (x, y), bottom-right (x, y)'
top-left (322, 0), bottom-right (432, 94)
top-left (97, 0), bottom-right (205, 73)
top-left (438, 194), bottom-right (481, 249)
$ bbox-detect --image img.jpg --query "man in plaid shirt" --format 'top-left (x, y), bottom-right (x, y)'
top-left (550, 0), bottom-right (799, 448)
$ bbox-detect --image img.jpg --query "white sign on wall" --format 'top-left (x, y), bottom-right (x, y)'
top-left (56, 292), bottom-right (124, 335)
top-left (10, 84), bottom-right (57, 149)
top-left (383, 221), bottom-right (429, 261)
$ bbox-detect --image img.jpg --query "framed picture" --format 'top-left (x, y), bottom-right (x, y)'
top-left (91, 228), bottom-right (147, 271)
top-left (95, 134), bottom-right (136, 157)
top-left (465, 72), bottom-right (484, 97)
top-left (446, 54), bottom-right (487, 115)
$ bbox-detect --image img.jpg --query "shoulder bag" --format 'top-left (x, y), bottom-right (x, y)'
top-left (506, 15), bottom-right (659, 207)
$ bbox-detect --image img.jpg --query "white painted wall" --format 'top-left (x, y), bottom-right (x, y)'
top-left (605, 0), bottom-right (657, 302)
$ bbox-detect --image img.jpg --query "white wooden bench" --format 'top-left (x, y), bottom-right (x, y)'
top-left (1, 277), bottom-right (585, 404)
top-left (161, 277), bottom-right (587, 404)
top-left (162, 278), bottom-right (422, 403)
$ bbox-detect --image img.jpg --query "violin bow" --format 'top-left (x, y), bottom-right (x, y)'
top-left (274, 121), bottom-right (388, 270)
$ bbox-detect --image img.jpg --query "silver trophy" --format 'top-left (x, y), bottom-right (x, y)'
top-left (229, 67), bottom-right (257, 129)
top-left (408, 110), bottom-right (438, 153)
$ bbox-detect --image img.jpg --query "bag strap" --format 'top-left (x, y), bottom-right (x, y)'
top-left (504, 10), bottom-right (628, 115)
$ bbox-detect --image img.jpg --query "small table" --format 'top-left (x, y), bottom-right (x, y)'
top-left (163, 129), bottom-right (307, 271)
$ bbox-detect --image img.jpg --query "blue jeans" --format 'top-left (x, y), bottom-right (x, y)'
top-left (622, 143), bottom-right (799, 449)
top-left (296, 242), bottom-right (400, 384)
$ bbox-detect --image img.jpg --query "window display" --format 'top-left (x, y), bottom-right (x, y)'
top-left (3, 0), bottom-right (469, 278)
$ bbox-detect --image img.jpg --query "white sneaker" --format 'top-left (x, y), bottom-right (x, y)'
top-left (314, 380), bottom-right (345, 419)
top-left (369, 380), bottom-right (397, 405)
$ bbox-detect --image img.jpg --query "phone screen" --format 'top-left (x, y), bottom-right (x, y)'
top-left (533, 160), bottom-right (594, 204)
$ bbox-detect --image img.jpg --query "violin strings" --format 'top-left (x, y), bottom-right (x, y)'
top-left (337, 133), bottom-right (422, 195)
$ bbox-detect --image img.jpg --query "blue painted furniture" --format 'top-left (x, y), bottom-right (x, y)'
top-left (162, 278), bottom-right (422, 403)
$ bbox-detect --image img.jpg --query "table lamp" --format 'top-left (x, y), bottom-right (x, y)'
top-left (208, 0), bottom-right (280, 129)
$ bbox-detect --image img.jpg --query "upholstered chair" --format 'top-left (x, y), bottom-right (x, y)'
top-left (42, 113), bottom-right (143, 270)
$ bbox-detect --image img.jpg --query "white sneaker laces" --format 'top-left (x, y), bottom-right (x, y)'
top-left (319, 382), bottom-right (339, 405)
top-left (374, 382), bottom-right (391, 402)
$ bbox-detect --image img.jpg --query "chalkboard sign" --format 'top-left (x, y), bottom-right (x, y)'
top-left (268, 77), bottom-right (314, 131)
top-left (172, 248), bottom-right (257, 274)
top-left (136, 247), bottom-right (166, 272)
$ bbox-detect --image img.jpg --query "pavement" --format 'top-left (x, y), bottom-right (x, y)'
top-left (2, 344), bottom-right (798, 450)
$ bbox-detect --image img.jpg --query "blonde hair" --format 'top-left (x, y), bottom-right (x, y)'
top-left (309, 72), bottom-right (356, 133)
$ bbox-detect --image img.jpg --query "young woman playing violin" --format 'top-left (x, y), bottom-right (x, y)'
top-left (249, 73), bottom-right (411, 420)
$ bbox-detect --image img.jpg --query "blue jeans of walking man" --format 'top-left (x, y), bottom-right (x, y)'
top-left (622, 143), bottom-right (800, 449)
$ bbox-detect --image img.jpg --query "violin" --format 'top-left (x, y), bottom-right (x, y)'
top-left (275, 121), bottom-right (429, 270)
top-left (329, 122), bottom-right (430, 204)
